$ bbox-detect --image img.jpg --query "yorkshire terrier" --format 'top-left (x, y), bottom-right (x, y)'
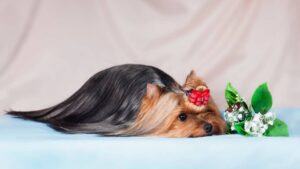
top-left (8, 64), bottom-right (226, 137)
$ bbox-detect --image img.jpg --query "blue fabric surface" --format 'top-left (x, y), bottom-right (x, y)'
top-left (1, 108), bottom-right (300, 169)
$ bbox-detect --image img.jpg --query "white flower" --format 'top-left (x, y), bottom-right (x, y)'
top-left (224, 103), bottom-right (251, 132)
top-left (230, 125), bottom-right (235, 131)
top-left (264, 111), bottom-right (276, 125)
top-left (244, 113), bottom-right (268, 136)
top-left (244, 112), bottom-right (276, 136)
top-left (252, 113), bottom-right (263, 122)
top-left (224, 111), bottom-right (239, 131)
top-left (237, 114), bottom-right (243, 120)
top-left (224, 111), bottom-right (234, 123)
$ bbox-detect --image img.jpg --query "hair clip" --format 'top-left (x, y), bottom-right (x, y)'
top-left (185, 88), bottom-right (210, 106)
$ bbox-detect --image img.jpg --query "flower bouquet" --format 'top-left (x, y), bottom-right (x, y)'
top-left (224, 83), bottom-right (289, 136)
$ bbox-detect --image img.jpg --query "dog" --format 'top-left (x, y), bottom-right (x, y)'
top-left (8, 64), bottom-right (226, 137)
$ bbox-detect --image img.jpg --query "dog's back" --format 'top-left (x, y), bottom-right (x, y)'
top-left (8, 64), bottom-right (181, 135)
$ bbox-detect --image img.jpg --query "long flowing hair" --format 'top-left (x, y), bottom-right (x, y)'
top-left (8, 64), bottom-right (182, 135)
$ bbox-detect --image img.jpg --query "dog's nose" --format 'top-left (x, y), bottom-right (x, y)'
top-left (203, 123), bottom-right (213, 134)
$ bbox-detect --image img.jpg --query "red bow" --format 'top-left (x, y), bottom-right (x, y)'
top-left (186, 89), bottom-right (210, 106)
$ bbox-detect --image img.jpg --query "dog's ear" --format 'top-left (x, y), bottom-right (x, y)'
top-left (146, 83), bottom-right (161, 99)
top-left (184, 70), bottom-right (206, 88)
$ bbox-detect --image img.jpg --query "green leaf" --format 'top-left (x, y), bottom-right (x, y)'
top-left (264, 118), bottom-right (289, 137)
top-left (234, 122), bottom-right (248, 136)
top-left (251, 83), bottom-right (272, 114)
top-left (225, 83), bottom-right (242, 106)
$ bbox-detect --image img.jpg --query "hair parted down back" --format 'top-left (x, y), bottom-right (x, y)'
top-left (8, 64), bottom-right (227, 137)
top-left (8, 64), bottom-right (184, 135)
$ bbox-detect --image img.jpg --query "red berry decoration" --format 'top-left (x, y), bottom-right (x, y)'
top-left (186, 89), bottom-right (210, 106)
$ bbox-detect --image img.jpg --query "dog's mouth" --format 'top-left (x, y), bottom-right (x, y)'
top-left (211, 125), bottom-right (225, 135)
top-left (209, 121), bottom-right (227, 136)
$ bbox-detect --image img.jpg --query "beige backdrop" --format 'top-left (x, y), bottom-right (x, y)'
top-left (0, 0), bottom-right (299, 114)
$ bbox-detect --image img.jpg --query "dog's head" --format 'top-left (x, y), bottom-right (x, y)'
top-left (122, 70), bottom-right (226, 138)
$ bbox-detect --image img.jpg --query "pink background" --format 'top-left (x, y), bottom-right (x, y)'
top-left (0, 0), bottom-right (299, 113)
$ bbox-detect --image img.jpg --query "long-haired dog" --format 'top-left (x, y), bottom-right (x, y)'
top-left (8, 64), bottom-right (226, 137)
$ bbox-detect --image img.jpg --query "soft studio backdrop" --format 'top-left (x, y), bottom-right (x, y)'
top-left (1, 1), bottom-right (300, 169)
top-left (0, 0), bottom-right (299, 112)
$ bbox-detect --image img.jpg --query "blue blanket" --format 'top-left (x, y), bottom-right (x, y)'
top-left (1, 108), bottom-right (299, 169)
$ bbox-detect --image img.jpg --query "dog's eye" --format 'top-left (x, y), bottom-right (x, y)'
top-left (178, 113), bottom-right (188, 122)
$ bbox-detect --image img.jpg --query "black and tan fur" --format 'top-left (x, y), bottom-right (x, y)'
top-left (8, 64), bottom-right (226, 137)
